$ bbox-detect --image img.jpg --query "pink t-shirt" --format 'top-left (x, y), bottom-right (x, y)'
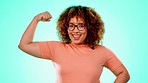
top-left (39, 41), bottom-right (122, 83)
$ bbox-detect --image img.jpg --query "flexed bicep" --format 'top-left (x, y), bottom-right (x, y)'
top-left (18, 11), bottom-right (52, 58)
top-left (18, 42), bottom-right (40, 58)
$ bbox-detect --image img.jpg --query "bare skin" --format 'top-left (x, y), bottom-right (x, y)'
top-left (68, 16), bottom-right (87, 45)
top-left (18, 11), bottom-right (52, 58)
top-left (113, 64), bottom-right (130, 83)
top-left (18, 11), bottom-right (130, 83)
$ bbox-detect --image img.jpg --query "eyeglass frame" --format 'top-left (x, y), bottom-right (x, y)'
top-left (68, 23), bottom-right (86, 31)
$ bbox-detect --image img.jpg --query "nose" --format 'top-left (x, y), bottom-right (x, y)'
top-left (73, 26), bottom-right (79, 33)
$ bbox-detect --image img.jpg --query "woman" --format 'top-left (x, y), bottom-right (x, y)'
top-left (18, 5), bottom-right (130, 83)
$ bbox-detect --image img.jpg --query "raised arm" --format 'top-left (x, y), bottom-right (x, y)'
top-left (18, 11), bottom-right (52, 57)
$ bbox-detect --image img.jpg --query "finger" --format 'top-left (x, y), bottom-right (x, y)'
top-left (45, 12), bottom-right (49, 19)
top-left (42, 13), bottom-right (47, 21)
top-left (45, 12), bottom-right (49, 21)
top-left (46, 14), bottom-right (51, 21)
top-left (46, 11), bottom-right (52, 21)
top-left (40, 14), bottom-right (44, 21)
top-left (37, 11), bottom-right (52, 21)
top-left (48, 12), bottom-right (52, 19)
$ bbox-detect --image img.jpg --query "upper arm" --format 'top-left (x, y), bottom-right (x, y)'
top-left (18, 41), bottom-right (59, 60)
top-left (18, 42), bottom-right (40, 58)
top-left (103, 46), bottom-right (130, 82)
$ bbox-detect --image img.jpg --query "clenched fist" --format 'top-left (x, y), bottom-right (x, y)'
top-left (35, 11), bottom-right (52, 22)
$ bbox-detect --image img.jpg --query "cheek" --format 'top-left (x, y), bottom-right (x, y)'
top-left (84, 33), bottom-right (87, 39)
top-left (82, 31), bottom-right (87, 39)
top-left (67, 30), bottom-right (72, 38)
top-left (83, 30), bottom-right (87, 36)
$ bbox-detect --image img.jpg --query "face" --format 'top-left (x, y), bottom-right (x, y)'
top-left (68, 16), bottom-right (87, 45)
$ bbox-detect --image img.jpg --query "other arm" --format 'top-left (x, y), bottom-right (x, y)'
top-left (113, 64), bottom-right (130, 83)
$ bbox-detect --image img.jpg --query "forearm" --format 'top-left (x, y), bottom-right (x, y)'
top-left (114, 72), bottom-right (130, 83)
top-left (19, 16), bottom-right (39, 45)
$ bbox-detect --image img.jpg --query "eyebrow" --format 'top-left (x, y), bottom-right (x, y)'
top-left (69, 22), bottom-right (85, 25)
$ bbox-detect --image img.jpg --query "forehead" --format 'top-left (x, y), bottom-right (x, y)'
top-left (69, 16), bottom-right (85, 23)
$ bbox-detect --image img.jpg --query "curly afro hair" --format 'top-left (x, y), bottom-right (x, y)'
top-left (57, 5), bottom-right (105, 49)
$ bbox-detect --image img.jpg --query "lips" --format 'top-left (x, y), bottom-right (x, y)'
top-left (72, 34), bottom-right (81, 40)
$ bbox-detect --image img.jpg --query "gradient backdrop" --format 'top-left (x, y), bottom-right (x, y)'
top-left (0, 0), bottom-right (148, 83)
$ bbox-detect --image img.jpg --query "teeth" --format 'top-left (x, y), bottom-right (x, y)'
top-left (72, 34), bottom-right (81, 40)
top-left (73, 35), bottom-right (80, 37)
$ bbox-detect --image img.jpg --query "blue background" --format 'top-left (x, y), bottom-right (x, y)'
top-left (0, 0), bottom-right (148, 83)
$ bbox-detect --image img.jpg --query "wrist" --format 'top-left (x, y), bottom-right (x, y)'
top-left (33, 16), bottom-right (40, 23)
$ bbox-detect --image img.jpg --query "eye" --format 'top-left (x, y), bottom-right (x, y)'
top-left (68, 24), bottom-right (74, 27)
top-left (80, 25), bottom-right (85, 27)
top-left (78, 23), bottom-right (85, 27)
top-left (69, 25), bottom-right (73, 27)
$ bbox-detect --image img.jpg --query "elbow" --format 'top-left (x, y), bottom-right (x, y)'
top-left (18, 44), bottom-right (26, 51)
top-left (18, 43), bottom-right (21, 48)
top-left (114, 65), bottom-right (130, 82)
top-left (18, 44), bottom-right (23, 50)
top-left (18, 42), bottom-right (30, 50)
top-left (121, 70), bottom-right (130, 82)
top-left (18, 44), bottom-right (29, 54)
top-left (126, 71), bottom-right (130, 81)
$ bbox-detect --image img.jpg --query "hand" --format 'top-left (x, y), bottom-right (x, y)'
top-left (36, 11), bottom-right (52, 22)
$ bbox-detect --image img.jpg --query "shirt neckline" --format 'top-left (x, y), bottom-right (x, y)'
top-left (70, 42), bottom-right (89, 47)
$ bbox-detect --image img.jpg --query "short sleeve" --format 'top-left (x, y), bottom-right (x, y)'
top-left (38, 41), bottom-right (60, 60)
top-left (104, 47), bottom-right (122, 72)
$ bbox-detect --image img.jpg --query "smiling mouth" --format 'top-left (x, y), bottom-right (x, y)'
top-left (72, 34), bottom-right (81, 40)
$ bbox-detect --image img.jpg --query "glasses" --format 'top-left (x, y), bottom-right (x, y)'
top-left (68, 23), bottom-right (86, 31)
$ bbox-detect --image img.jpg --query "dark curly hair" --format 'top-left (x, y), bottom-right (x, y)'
top-left (57, 5), bottom-right (105, 49)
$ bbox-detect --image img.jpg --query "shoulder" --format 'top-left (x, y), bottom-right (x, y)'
top-left (95, 45), bottom-right (109, 51)
top-left (95, 45), bottom-right (115, 56)
top-left (47, 41), bottom-right (69, 48)
top-left (47, 41), bottom-right (62, 44)
top-left (39, 41), bottom-right (64, 48)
